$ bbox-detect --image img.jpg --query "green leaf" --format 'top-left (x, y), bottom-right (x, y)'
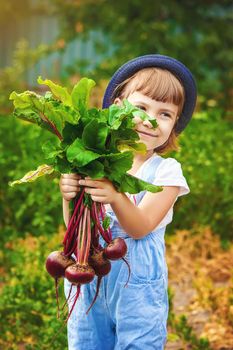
top-left (108, 99), bottom-right (150, 130)
top-left (37, 76), bottom-right (72, 106)
top-left (66, 138), bottom-right (101, 166)
top-left (9, 91), bottom-right (43, 110)
top-left (102, 216), bottom-right (111, 230)
top-left (108, 103), bottom-right (132, 130)
top-left (78, 160), bottom-right (105, 178)
top-left (117, 141), bottom-right (147, 154)
top-left (107, 128), bottom-right (139, 152)
top-left (9, 164), bottom-right (54, 187)
top-left (82, 119), bottom-right (109, 151)
top-left (43, 102), bottom-right (64, 136)
top-left (103, 152), bottom-right (133, 182)
top-left (132, 109), bottom-right (158, 129)
top-left (71, 77), bottom-right (96, 111)
top-left (42, 139), bottom-right (63, 159)
top-left (108, 100), bottom-right (158, 130)
top-left (54, 105), bottom-right (80, 125)
top-left (62, 121), bottom-right (83, 146)
top-left (119, 174), bottom-right (163, 194)
top-left (10, 91), bottom-right (65, 138)
top-left (53, 157), bottom-right (72, 173)
top-left (13, 109), bottom-right (57, 136)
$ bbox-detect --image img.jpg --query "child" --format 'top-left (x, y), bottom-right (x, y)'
top-left (60, 54), bottom-right (197, 350)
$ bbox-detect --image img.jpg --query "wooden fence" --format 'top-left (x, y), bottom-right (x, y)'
top-left (0, 13), bottom-right (112, 86)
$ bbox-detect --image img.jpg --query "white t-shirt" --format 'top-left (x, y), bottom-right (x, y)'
top-left (105, 155), bottom-right (190, 230)
top-left (151, 157), bottom-right (190, 229)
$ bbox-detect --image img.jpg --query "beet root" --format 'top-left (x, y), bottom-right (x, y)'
top-left (45, 251), bottom-right (75, 279)
top-left (89, 250), bottom-right (111, 277)
top-left (65, 264), bottom-right (95, 284)
top-left (103, 238), bottom-right (127, 261)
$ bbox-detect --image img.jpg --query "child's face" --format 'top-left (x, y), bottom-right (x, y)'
top-left (115, 91), bottom-right (178, 152)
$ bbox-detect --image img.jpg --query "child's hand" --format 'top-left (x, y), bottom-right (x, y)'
top-left (79, 177), bottom-right (120, 205)
top-left (59, 174), bottom-right (81, 201)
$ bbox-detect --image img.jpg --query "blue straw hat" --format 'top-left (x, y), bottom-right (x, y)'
top-left (102, 54), bottom-right (197, 134)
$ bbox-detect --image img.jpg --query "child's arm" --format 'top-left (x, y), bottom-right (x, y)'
top-left (110, 186), bottom-right (180, 239)
top-left (79, 177), bottom-right (180, 239)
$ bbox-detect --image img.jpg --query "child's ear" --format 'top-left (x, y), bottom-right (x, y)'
top-left (113, 97), bottom-right (122, 106)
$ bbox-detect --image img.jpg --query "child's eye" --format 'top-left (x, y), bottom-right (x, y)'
top-left (136, 105), bottom-right (146, 111)
top-left (161, 112), bottom-right (171, 118)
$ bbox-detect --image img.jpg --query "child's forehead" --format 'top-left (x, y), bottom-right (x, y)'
top-left (127, 90), bottom-right (179, 109)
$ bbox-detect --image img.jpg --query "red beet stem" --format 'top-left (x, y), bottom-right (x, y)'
top-left (64, 200), bottom-right (85, 256)
top-left (99, 203), bottom-right (112, 242)
top-left (55, 278), bottom-right (60, 319)
top-left (63, 201), bottom-right (85, 253)
top-left (83, 208), bottom-right (92, 264)
top-left (65, 188), bottom-right (85, 234)
top-left (63, 188), bottom-right (85, 247)
top-left (122, 257), bottom-right (131, 287)
top-left (92, 222), bottom-right (100, 248)
top-left (40, 112), bottom-right (63, 141)
top-left (66, 284), bottom-right (81, 322)
top-left (61, 283), bottom-right (73, 312)
top-left (76, 214), bottom-right (83, 263)
top-left (79, 205), bottom-right (88, 265)
top-left (86, 276), bottom-right (102, 315)
top-left (92, 202), bottom-right (111, 244)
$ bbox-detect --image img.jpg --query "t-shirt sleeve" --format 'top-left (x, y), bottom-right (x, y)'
top-left (152, 157), bottom-right (190, 197)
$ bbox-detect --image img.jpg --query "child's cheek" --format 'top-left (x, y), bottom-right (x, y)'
top-left (132, 116), bottom-right (141, 124)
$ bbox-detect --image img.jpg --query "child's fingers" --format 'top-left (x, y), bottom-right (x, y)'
top-left (60, 174), bottom-right (80, 190)
top-left (62, 186), bottom-right (80, 194)
top-left (79, 178), bottom-right (104, 188)
top-left (84, 188), bottom-right (105, 196)
top-left (61, 173), bottom-right (81, 180)
top-left (84, 176), bottom-right (106, 181)
top-left (63, 191), bottom-right (78, 201)
top-left (59, 175), bottom-right (80, 201)
top-left (61, 178), bottom-right (80, 187)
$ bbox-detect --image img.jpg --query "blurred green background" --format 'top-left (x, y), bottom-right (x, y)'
top-left (0, 1), bottom-right (232, 349)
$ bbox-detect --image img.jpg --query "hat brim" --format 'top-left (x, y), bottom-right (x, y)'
top-left (102, 54), bottom-right (197, 134)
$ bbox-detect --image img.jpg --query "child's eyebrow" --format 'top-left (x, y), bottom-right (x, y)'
top-left (159, 108), bottom-right (176, 115)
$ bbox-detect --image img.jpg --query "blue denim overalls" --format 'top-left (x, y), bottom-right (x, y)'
top-left (65, 154), bottom-right (169, 350)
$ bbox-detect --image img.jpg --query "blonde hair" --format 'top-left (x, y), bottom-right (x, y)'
top-left (111, 68), bottom-right (185, 154)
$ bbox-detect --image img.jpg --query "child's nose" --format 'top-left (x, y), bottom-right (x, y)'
top-left (142, 119), bottom-right (153, 128)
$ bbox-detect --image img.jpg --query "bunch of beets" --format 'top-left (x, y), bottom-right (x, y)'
top-left (9, 76), bottom-right (160, 320)
top-left (45, 188), bottom-right (129, 318)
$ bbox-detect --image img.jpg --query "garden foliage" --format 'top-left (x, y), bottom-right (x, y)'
top-left (0, 116), bottom-right (62, 245)
top-left (0, 230), bottom-right (68, 350)
top-left (169, 108), bottom-right (233, 240)
top-left (51, 0), bottom-right (233, 112)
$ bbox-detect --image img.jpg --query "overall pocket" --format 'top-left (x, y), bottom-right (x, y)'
top-left (129, 235), bottom-right (166, 284)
